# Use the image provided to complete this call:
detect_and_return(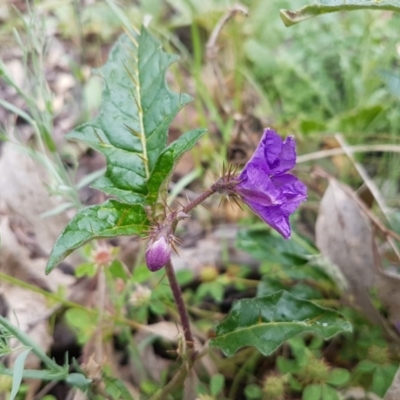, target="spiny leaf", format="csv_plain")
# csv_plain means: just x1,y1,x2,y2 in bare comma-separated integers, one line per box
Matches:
210,290,352,356
67,26,192,204
46,200,148,274
280,1,400,27
146,128,207,204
